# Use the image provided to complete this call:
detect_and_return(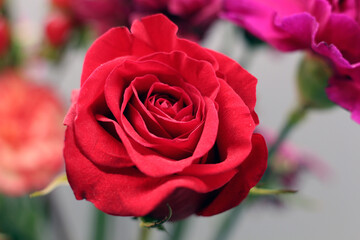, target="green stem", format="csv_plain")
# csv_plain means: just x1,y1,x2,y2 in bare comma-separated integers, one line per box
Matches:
212,105,308,240
213,205,244,240
169,220,188,240
139,227,151,240
268,105,308,160
93,209,108,240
